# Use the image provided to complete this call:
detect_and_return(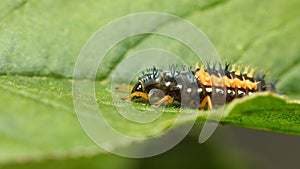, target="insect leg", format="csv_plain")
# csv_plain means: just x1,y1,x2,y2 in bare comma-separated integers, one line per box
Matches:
154,95,173,106
122,92,149,100
199,95,212,110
